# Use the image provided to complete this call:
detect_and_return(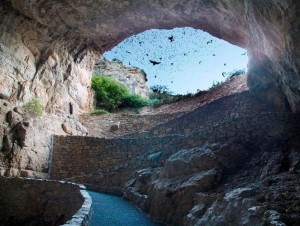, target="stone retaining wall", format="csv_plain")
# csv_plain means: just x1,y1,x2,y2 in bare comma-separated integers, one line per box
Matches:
127,91,276,137
50,111,300,194
0,177,91,226
80,112,181,138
